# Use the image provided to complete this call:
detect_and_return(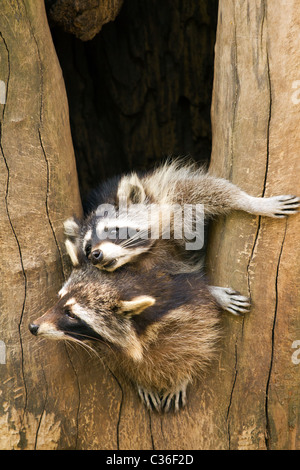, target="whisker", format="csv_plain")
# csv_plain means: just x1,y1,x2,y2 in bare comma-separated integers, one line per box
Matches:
119,229,151,247
64,338,80,356
64,335,102,360
60,330,117,358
